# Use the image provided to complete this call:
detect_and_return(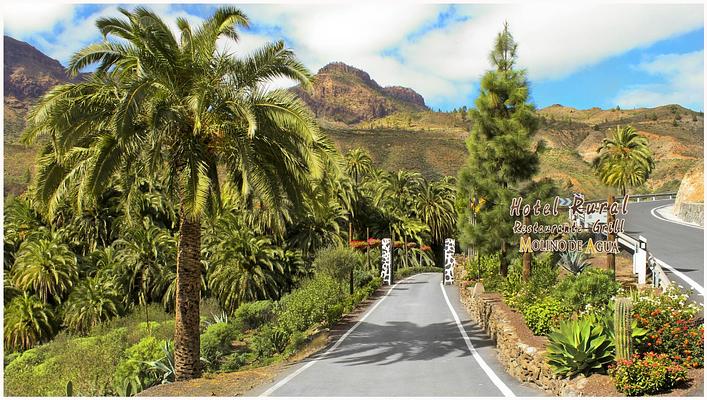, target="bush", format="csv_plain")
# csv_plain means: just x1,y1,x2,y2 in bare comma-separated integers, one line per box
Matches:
464,253,504,291
631,286,704,367
4,328,126,396
284,330,308,357
113,336,164,392
611,352,688,395
312,246,362,284
353,269,374,288
522,297,571,336
503,255,558,310
200,322,240,369
220,352,249,372
553,268,619,313
277,275,346,333
234,300,275,330
546,316,615,377
251,324,290,358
